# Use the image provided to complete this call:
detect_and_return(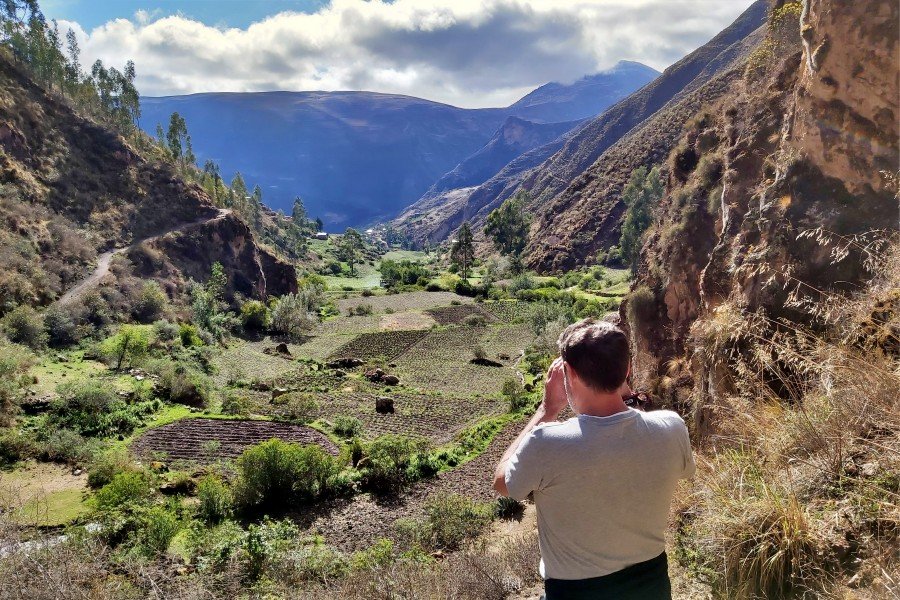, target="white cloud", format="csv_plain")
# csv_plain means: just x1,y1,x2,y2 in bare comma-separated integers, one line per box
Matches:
62,0,756,107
